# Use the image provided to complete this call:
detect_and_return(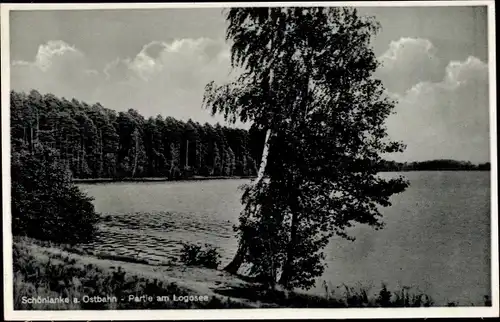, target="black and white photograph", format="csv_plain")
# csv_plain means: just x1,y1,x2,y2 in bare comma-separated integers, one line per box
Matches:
1,1,498,320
